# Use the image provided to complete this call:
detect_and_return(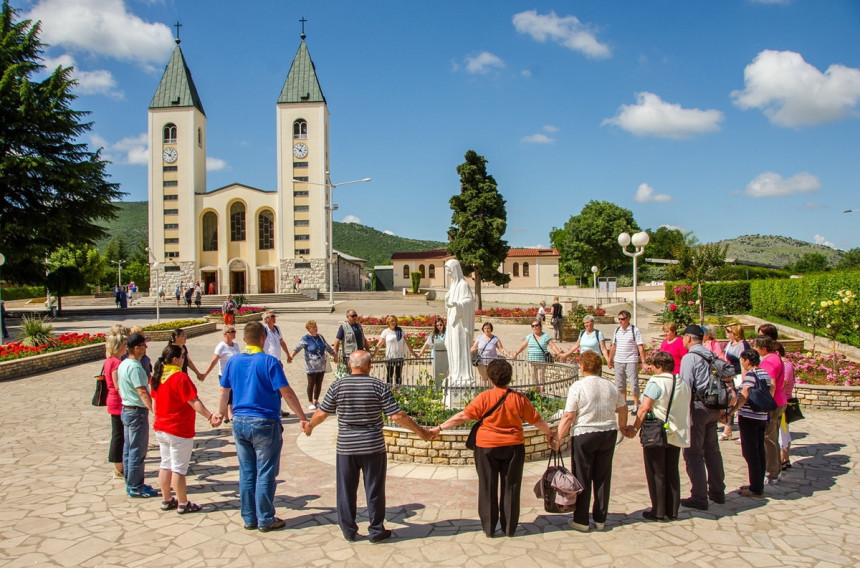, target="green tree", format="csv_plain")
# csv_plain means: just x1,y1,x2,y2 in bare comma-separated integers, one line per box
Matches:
0,2,122,284
447,150,510,309
837,248,860,270
668,243,728,324
551,200,640,279
792,252,829,274
47,244,106,288
45,265,84,315
646,226,688,260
